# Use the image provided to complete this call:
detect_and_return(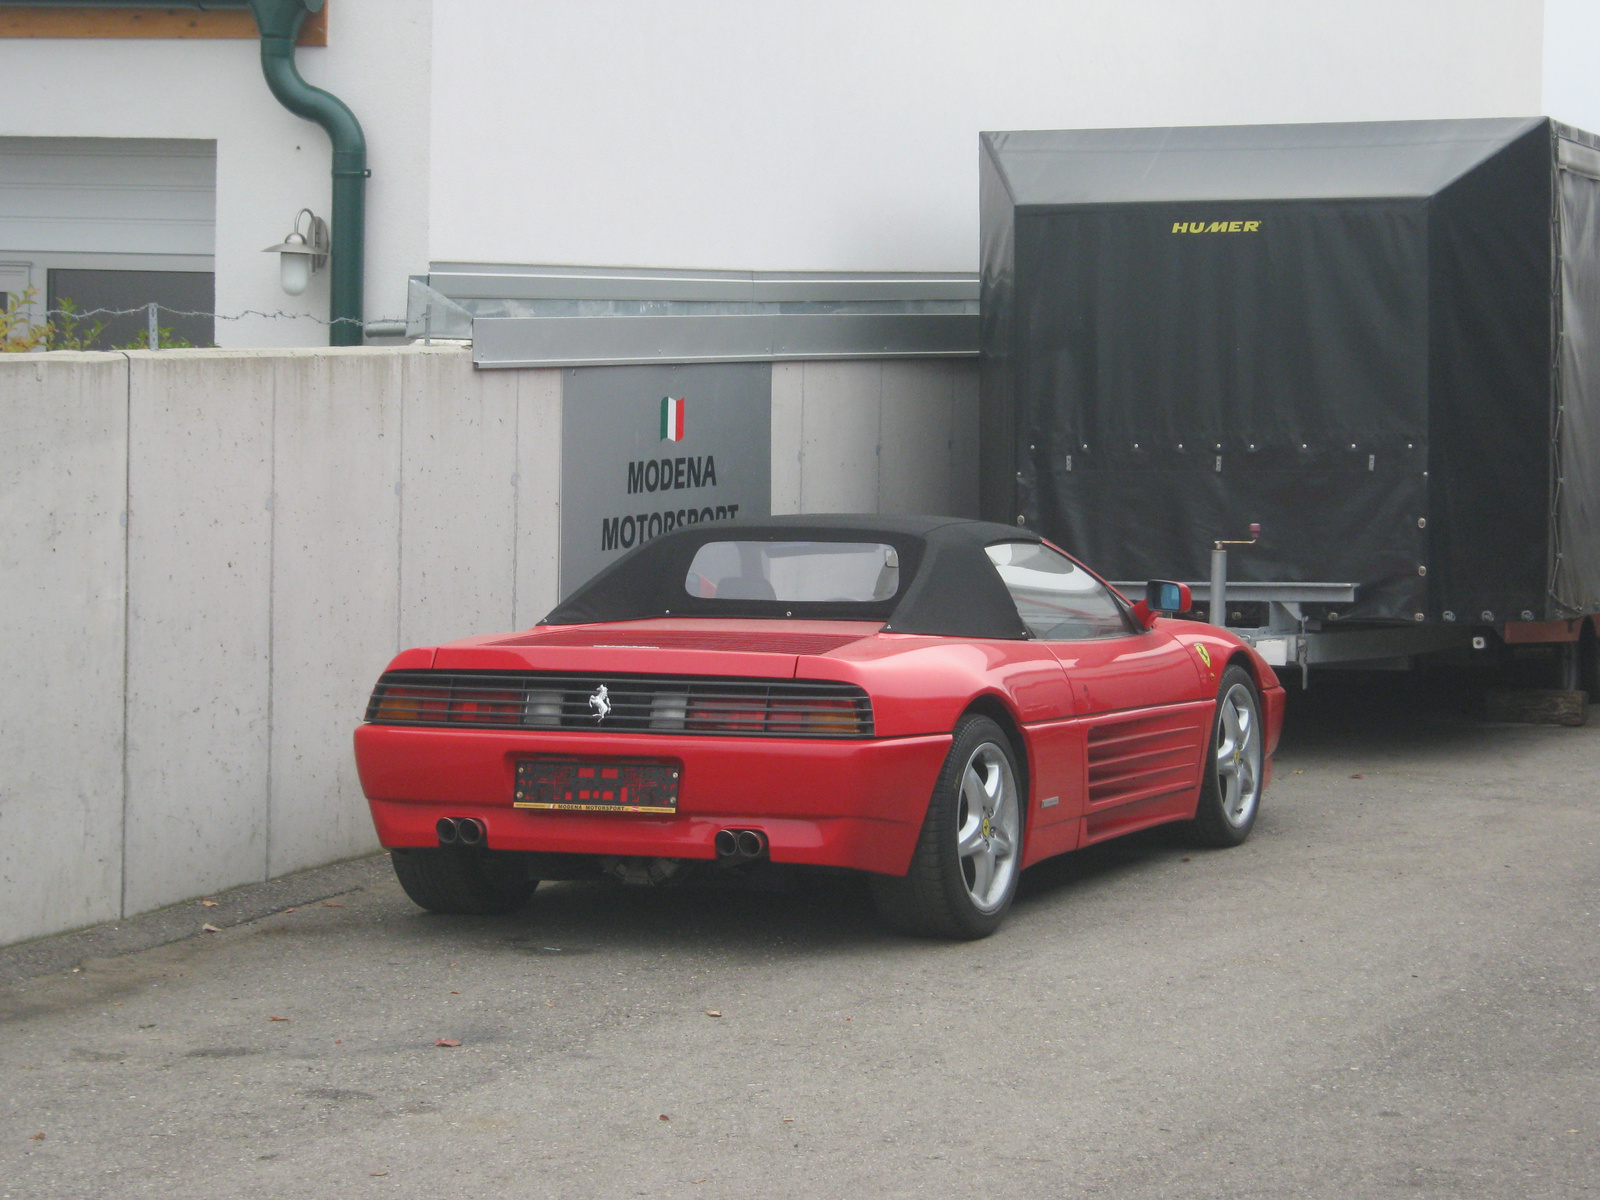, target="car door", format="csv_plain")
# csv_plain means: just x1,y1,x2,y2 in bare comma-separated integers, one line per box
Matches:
985,541,1213,846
